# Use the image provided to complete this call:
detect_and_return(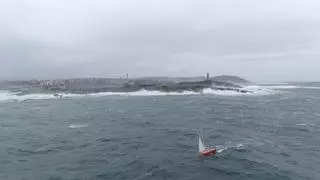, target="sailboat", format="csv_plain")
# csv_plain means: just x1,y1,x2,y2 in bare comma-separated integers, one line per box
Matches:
198,127,217,156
